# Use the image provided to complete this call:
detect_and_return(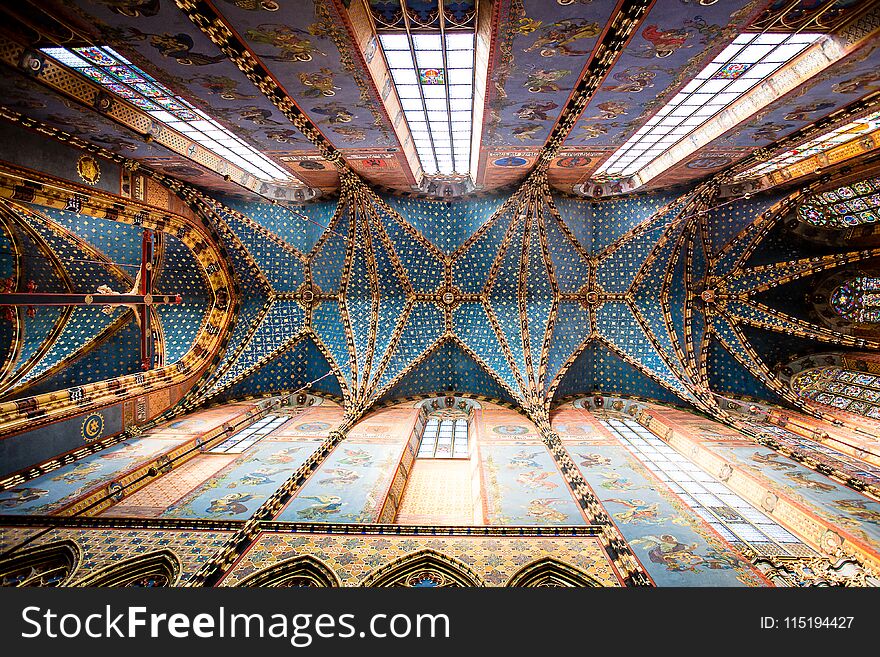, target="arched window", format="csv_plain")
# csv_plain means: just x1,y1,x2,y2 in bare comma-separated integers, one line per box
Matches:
798,177,880,228
417,408,470,459
506,558,601,588
72,550,180,587
830,277,880,323
0,541,79,587
236,556,340,588
791,367,880,420
360,550,483,587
